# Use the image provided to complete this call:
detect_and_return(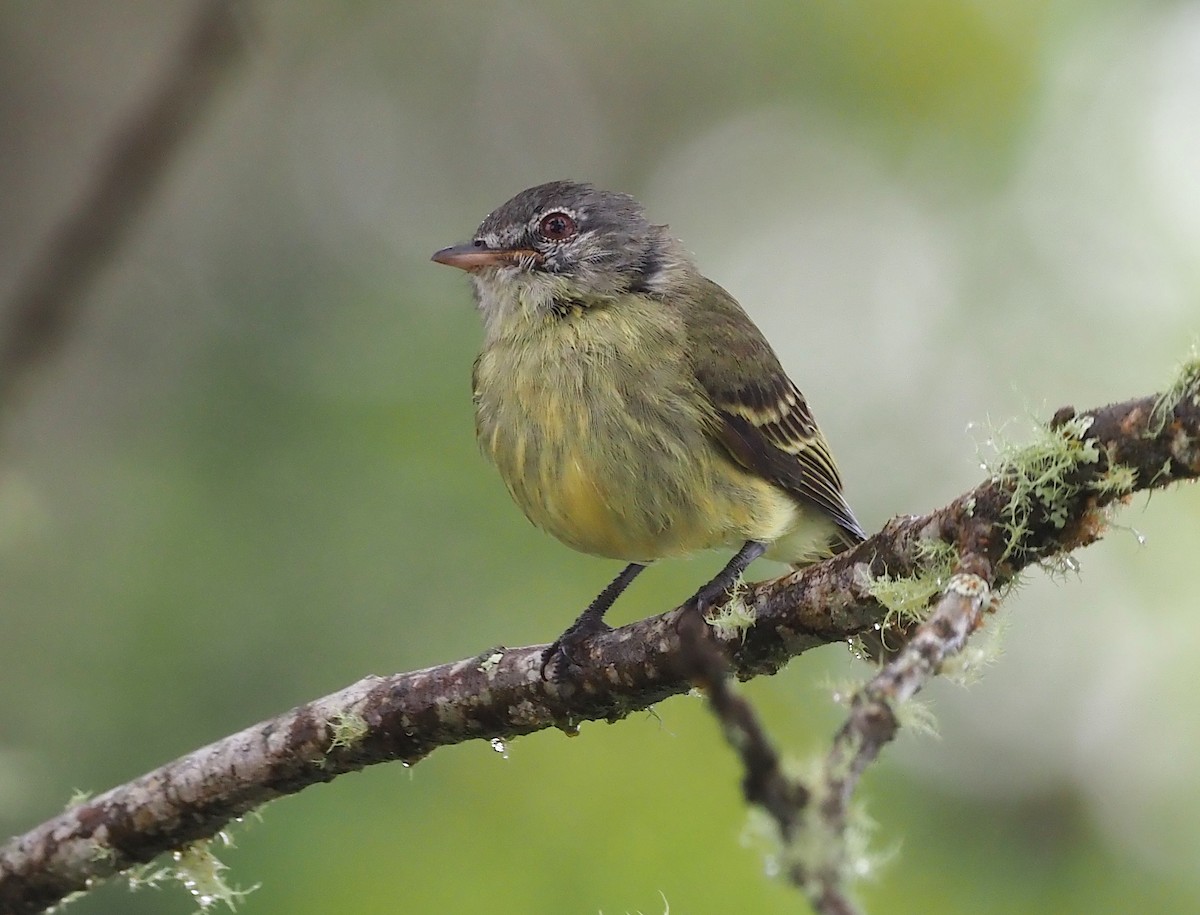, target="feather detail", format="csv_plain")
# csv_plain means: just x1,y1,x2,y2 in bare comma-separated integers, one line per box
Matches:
711,382,865,547
680,279,867,548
